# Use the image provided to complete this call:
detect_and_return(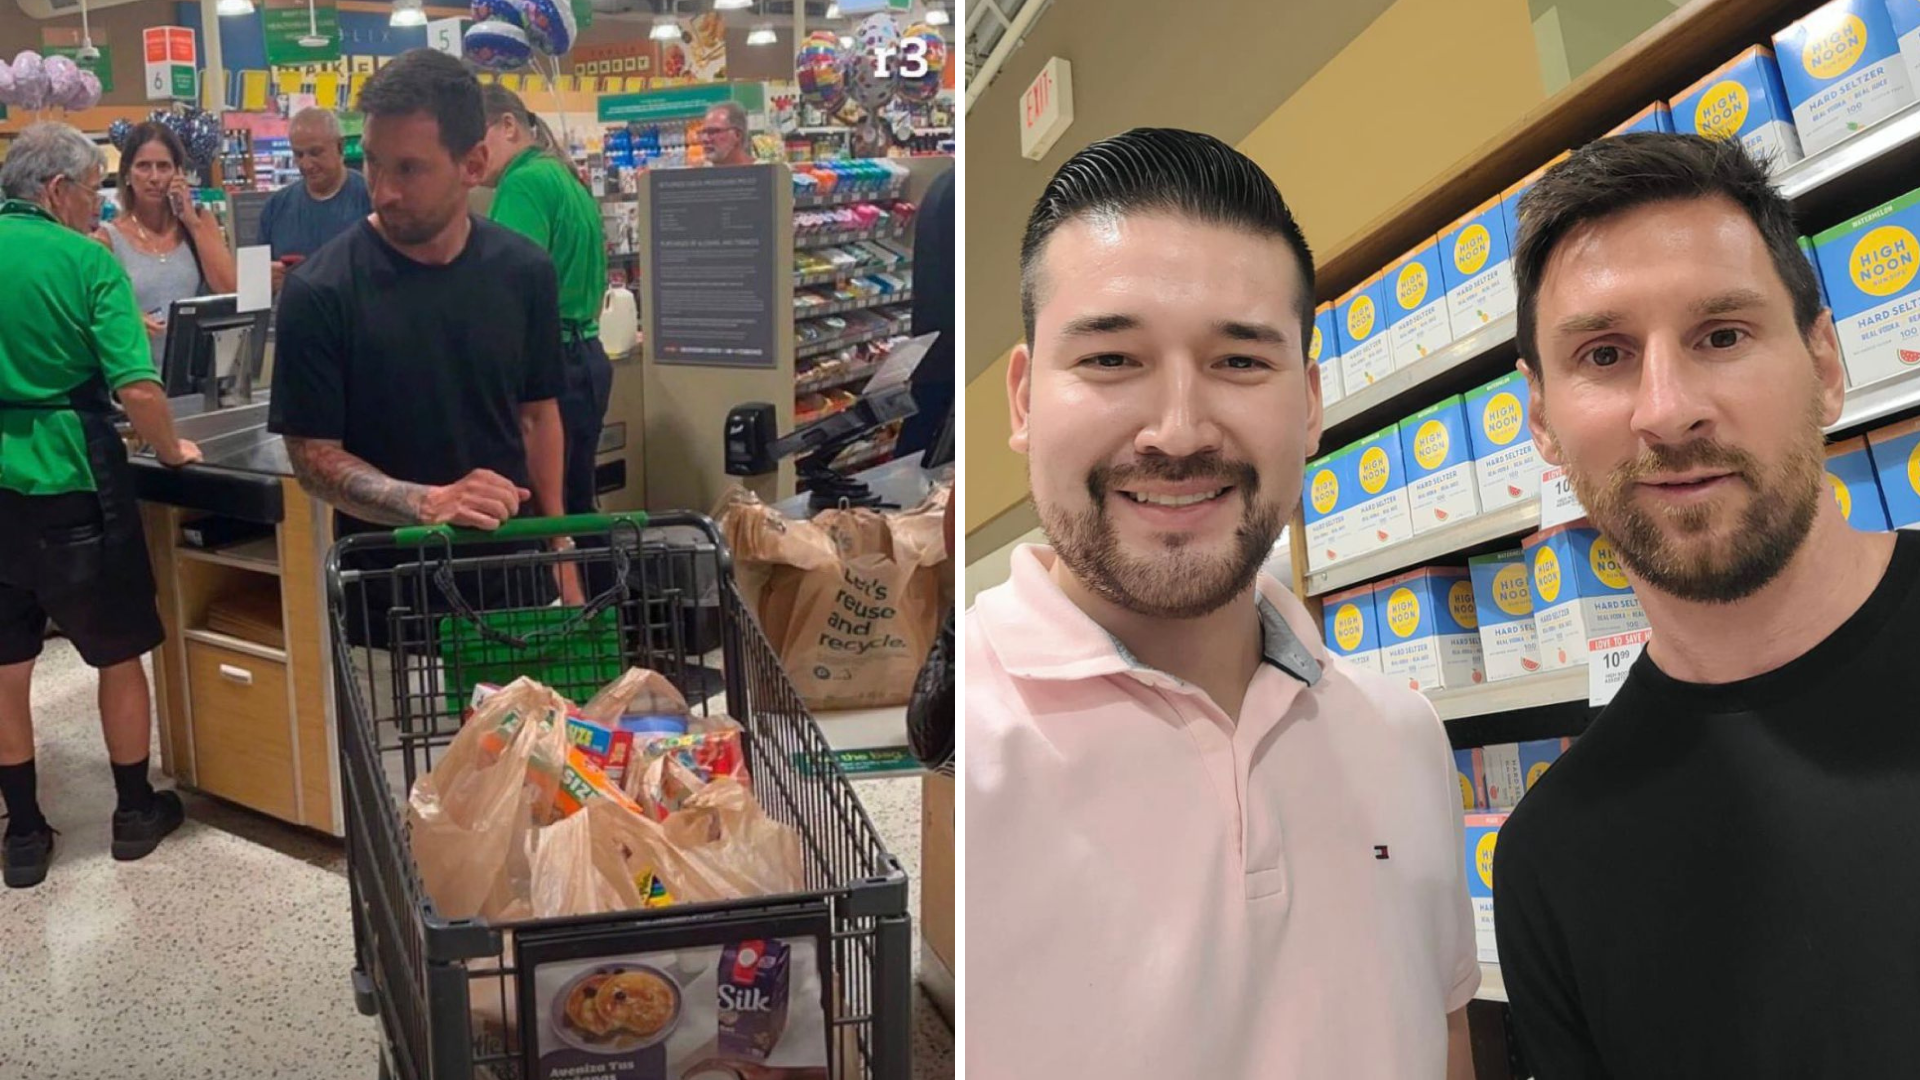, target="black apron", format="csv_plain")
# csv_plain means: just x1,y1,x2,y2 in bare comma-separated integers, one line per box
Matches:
0,375,150,588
